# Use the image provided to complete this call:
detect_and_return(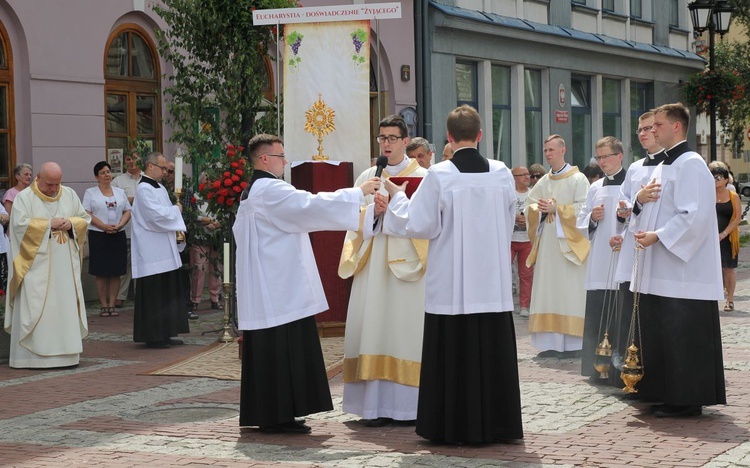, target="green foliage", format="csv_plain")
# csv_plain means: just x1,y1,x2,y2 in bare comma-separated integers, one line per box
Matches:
153,0,297,163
